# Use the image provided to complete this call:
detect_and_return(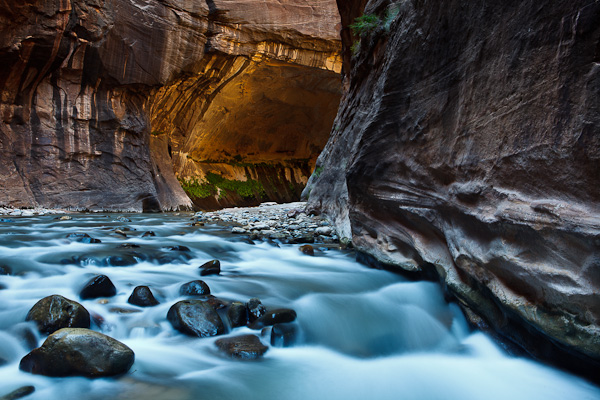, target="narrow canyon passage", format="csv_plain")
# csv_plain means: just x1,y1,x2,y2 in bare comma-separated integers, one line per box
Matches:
0,0,342,211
